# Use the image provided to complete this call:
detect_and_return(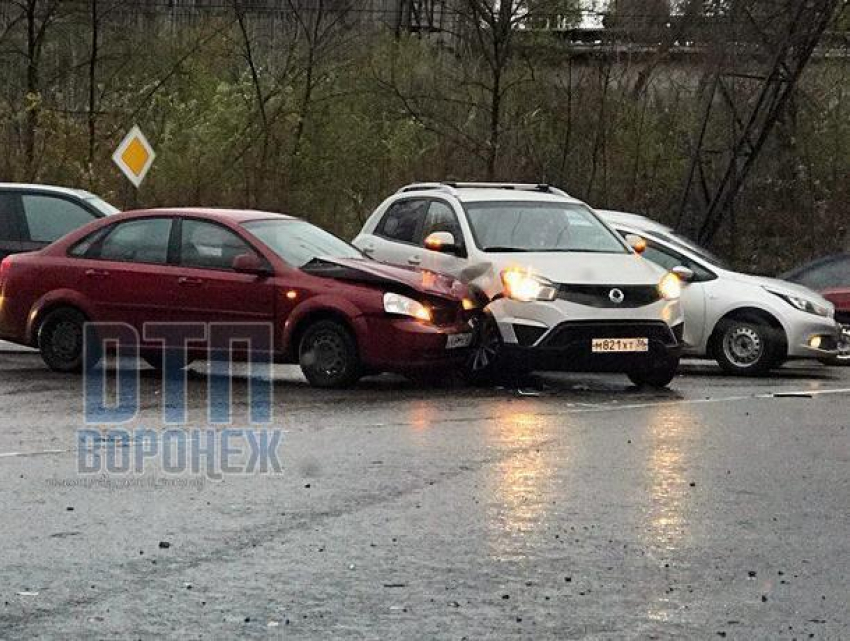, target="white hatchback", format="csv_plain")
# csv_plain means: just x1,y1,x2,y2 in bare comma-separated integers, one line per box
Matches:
600,210,841,374
354,183,685,387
